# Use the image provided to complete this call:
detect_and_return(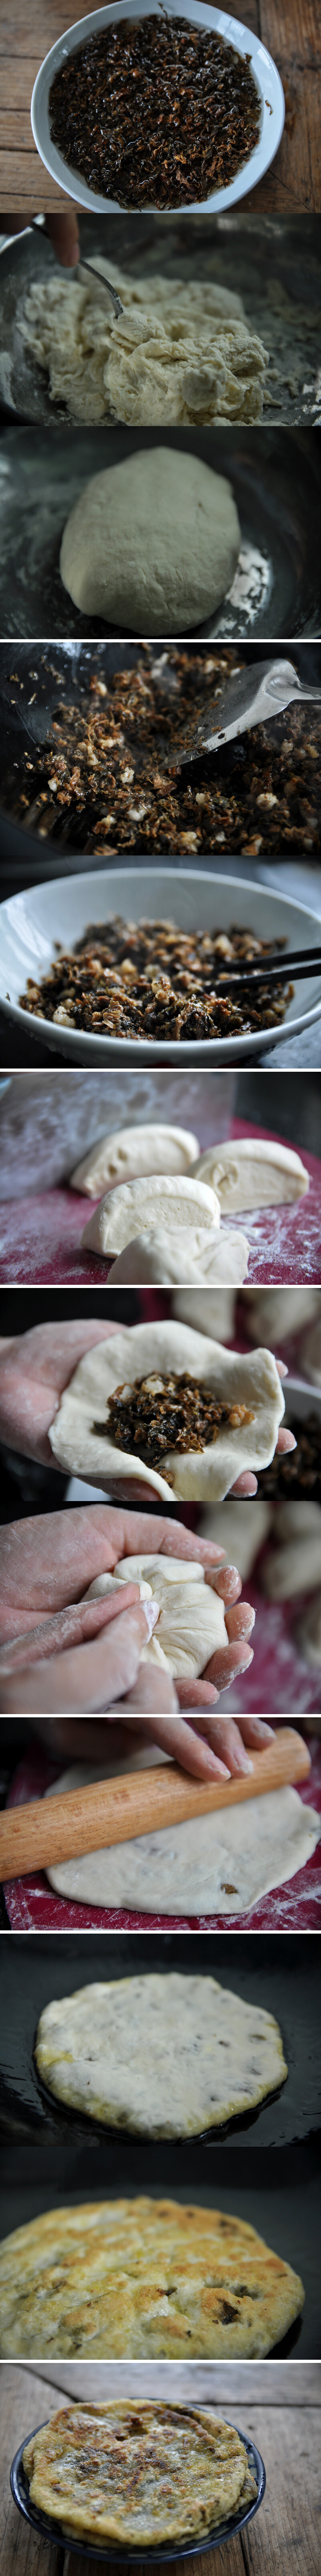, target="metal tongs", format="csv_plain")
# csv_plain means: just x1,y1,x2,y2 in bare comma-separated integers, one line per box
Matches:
177,658,321,772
